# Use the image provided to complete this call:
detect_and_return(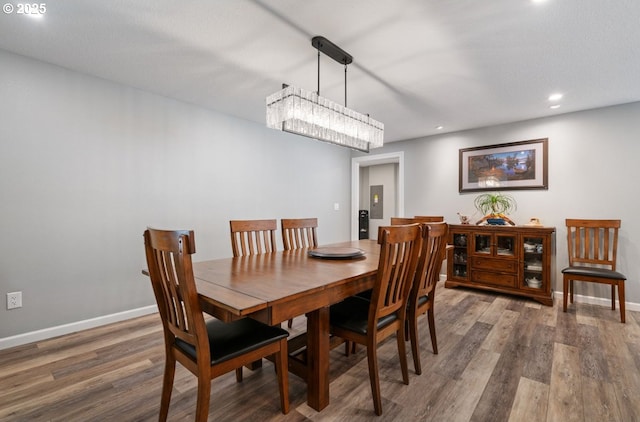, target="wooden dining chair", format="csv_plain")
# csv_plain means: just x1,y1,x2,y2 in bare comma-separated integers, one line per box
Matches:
414,215,445,222
390,216,443,227
362,217,419,296
562,219,627,322
390,217,417,225
407,222,448,374
144,228,290,421
374,217,420,240
329,223,423,416
281,218,318,250
229,219,277,257
281,218,318,328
